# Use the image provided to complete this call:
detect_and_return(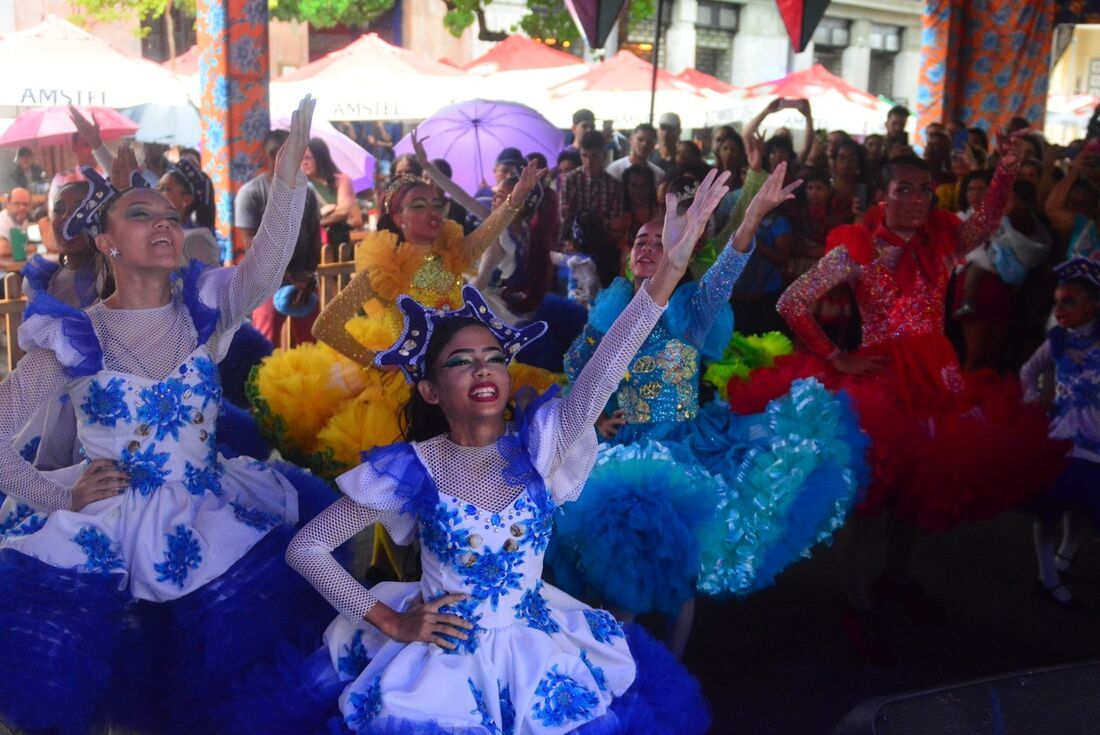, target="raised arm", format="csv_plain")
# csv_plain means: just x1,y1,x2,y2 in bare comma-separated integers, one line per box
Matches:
553,169,734,452
411,129,488,218
714,133,767,246
960,155,1017,254
1045,152,1088,241
460,160,545,266
202,96,314,338
688,162,801,344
